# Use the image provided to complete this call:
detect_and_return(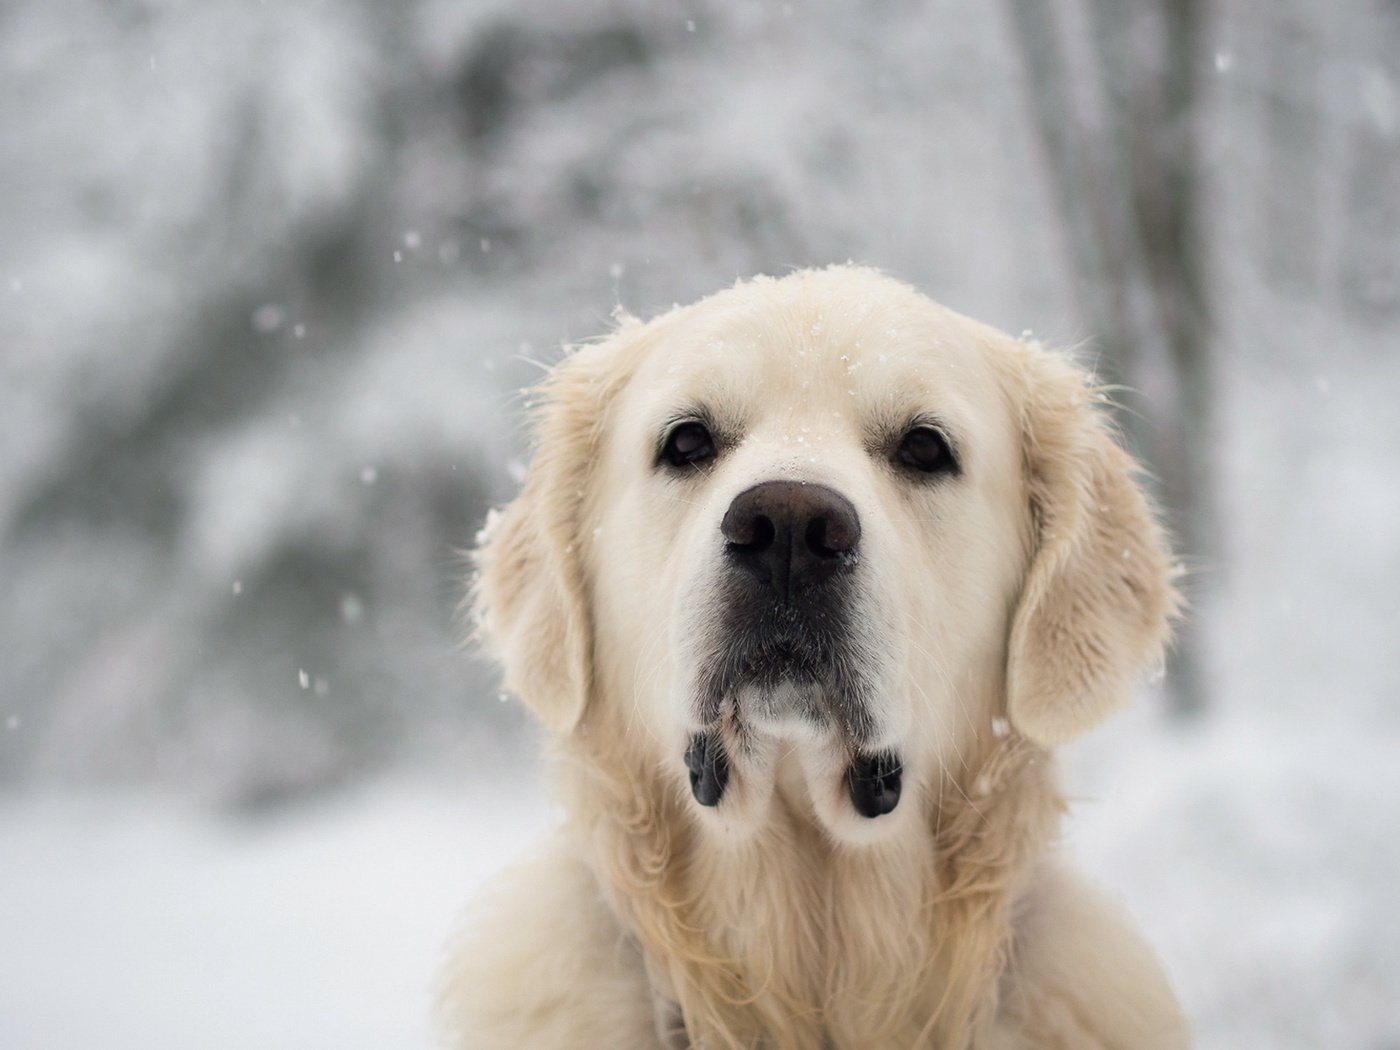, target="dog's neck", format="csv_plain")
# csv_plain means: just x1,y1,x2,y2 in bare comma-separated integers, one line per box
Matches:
560,715,1061,1050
